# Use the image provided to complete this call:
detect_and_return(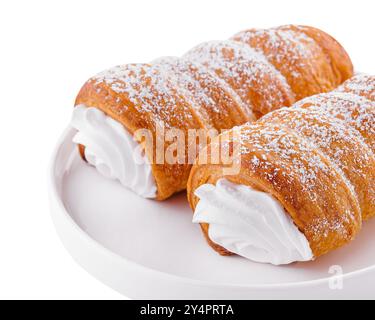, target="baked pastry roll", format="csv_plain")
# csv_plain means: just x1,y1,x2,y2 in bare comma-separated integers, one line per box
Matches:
188,74,374,265
71,25,353,200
